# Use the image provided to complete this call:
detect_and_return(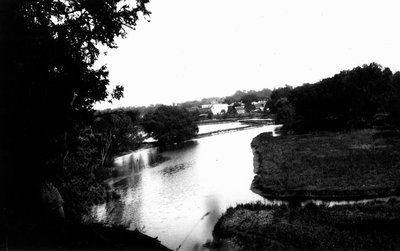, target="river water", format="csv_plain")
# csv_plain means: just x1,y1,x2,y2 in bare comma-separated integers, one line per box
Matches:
197,121,249,134
90,124,281,250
